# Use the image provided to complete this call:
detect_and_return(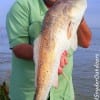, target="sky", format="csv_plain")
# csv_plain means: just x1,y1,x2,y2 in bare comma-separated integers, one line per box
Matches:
0,0,100,28
0,0,100,53
85,0,100,28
